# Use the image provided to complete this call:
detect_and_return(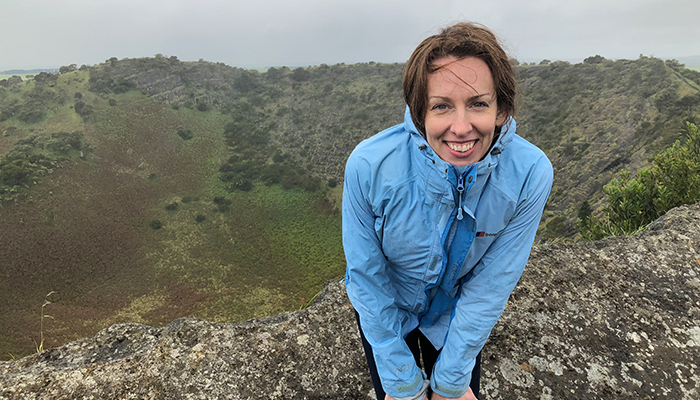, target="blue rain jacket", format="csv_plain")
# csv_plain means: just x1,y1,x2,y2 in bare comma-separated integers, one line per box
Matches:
343,108,553,398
